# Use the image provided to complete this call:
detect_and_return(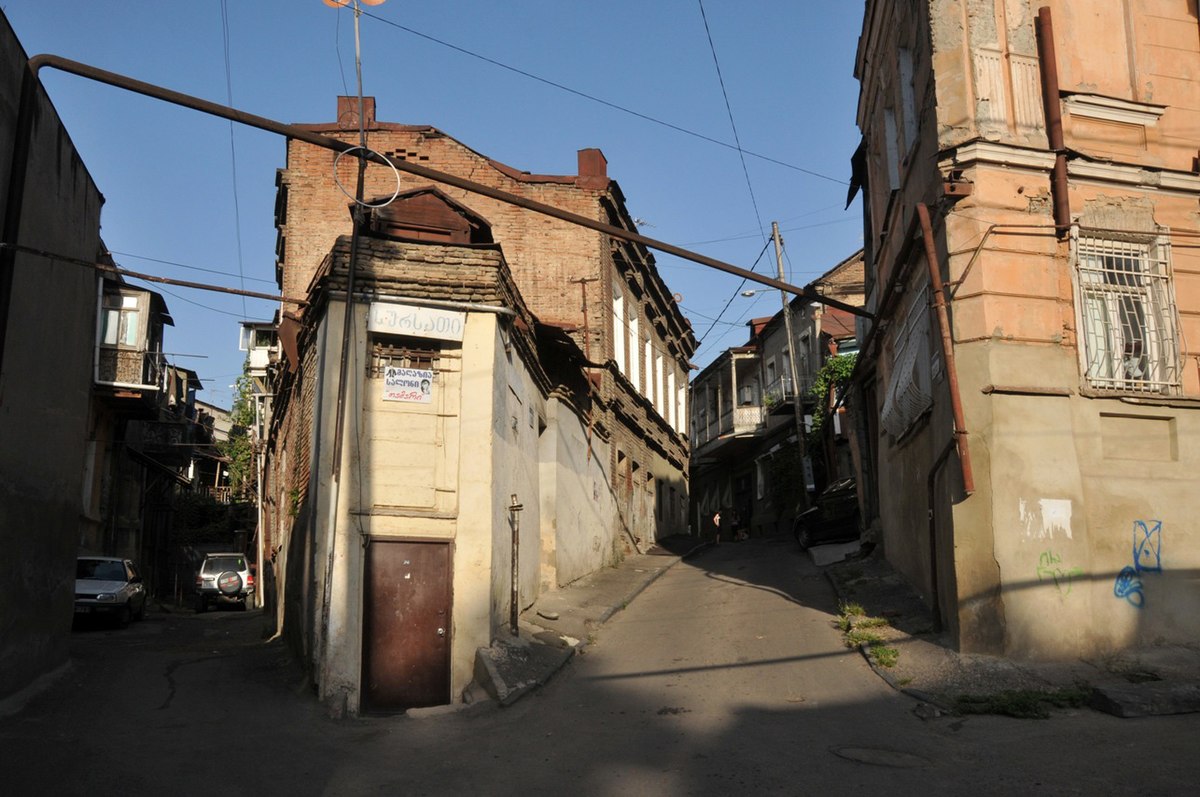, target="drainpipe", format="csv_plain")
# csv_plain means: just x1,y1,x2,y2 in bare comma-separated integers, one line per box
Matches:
916,203,975,495
509,494,524,637
1036,6,1070,237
